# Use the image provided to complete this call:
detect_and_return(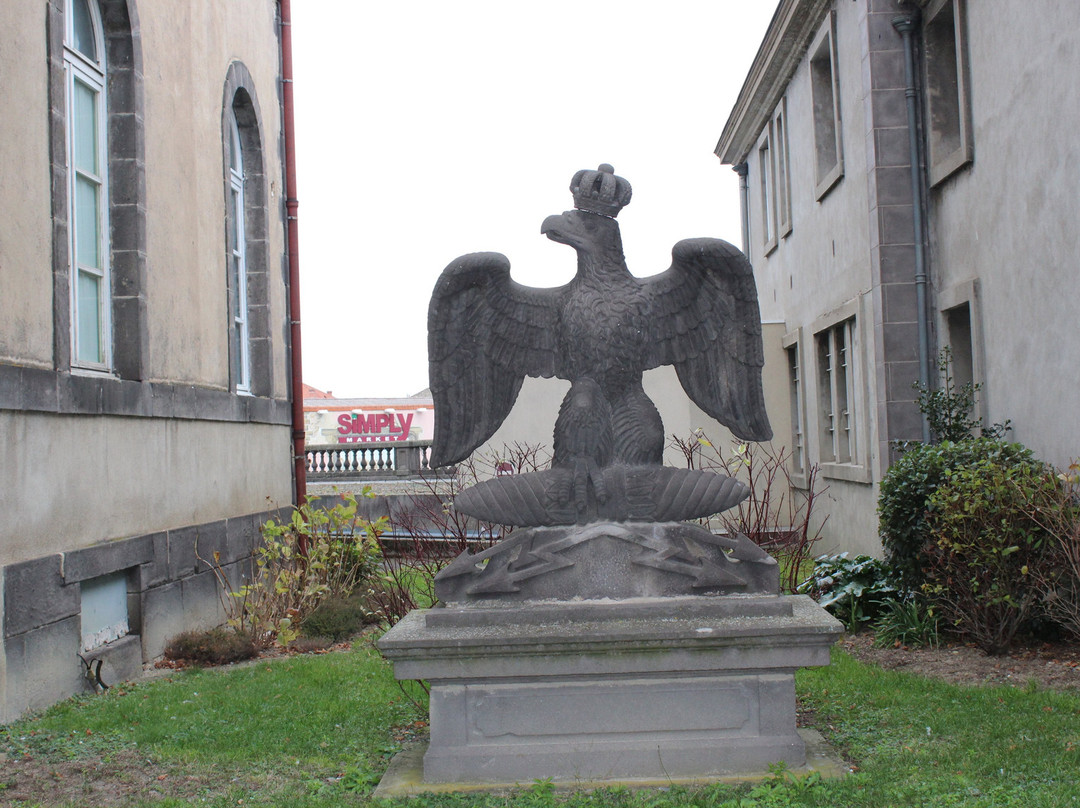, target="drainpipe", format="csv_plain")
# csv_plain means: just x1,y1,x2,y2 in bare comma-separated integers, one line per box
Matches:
279,0,307,506
893,12,932,443
734,162,750,256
